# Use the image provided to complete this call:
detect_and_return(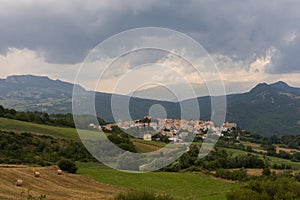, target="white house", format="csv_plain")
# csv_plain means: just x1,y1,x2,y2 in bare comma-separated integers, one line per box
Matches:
143,133,152,141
